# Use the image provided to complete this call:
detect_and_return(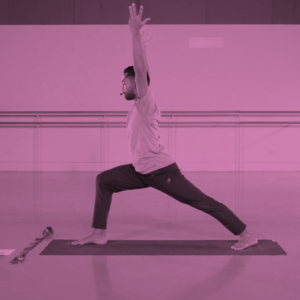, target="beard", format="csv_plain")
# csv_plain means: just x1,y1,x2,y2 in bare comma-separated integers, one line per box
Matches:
125,91,136,101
